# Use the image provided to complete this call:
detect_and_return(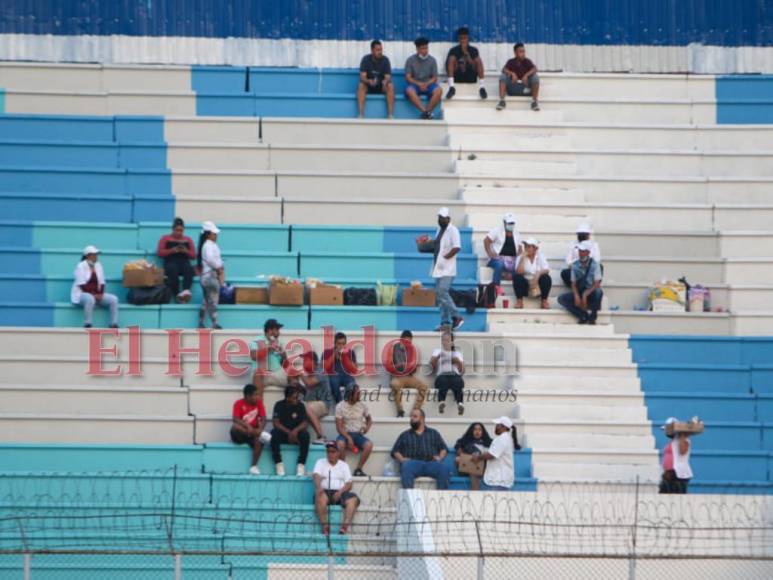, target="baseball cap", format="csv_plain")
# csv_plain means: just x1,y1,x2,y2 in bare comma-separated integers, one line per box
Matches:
263,318,283,332
523,237,540,247
494,416,514,429
577,240,593,252
202,220,221,234
576,223,593,234
83,245,100,255
438,207,450,218
503,213,516,224
325,441,339,450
